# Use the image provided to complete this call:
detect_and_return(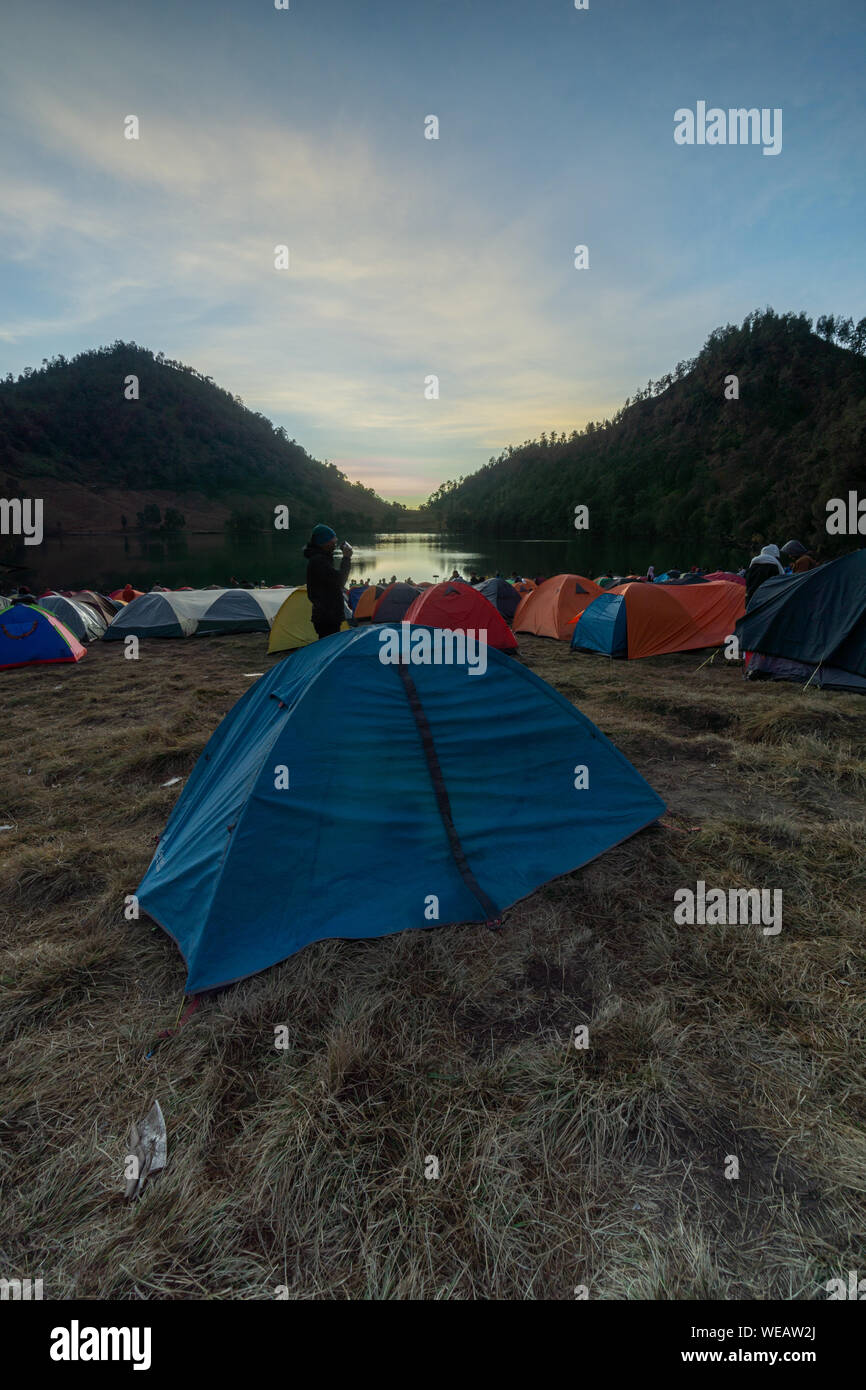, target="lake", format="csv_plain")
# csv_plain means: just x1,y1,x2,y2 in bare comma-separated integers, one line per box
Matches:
2,530,746,593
